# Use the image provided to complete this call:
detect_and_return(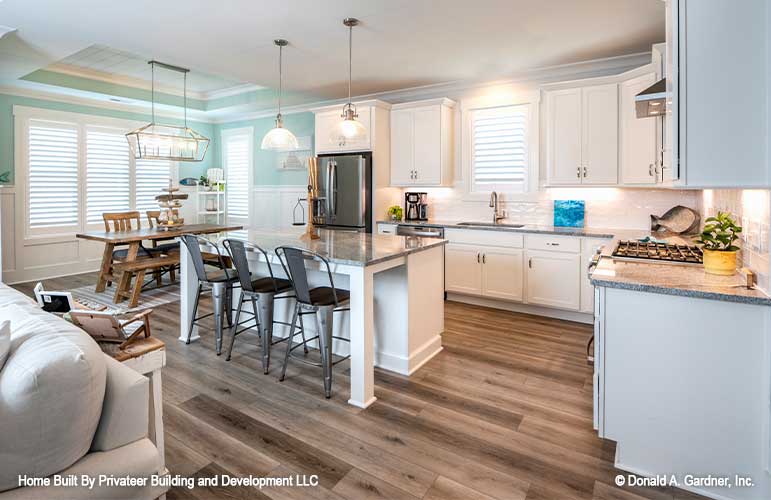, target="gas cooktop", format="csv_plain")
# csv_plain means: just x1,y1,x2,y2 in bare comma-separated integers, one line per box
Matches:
612,240,703,265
